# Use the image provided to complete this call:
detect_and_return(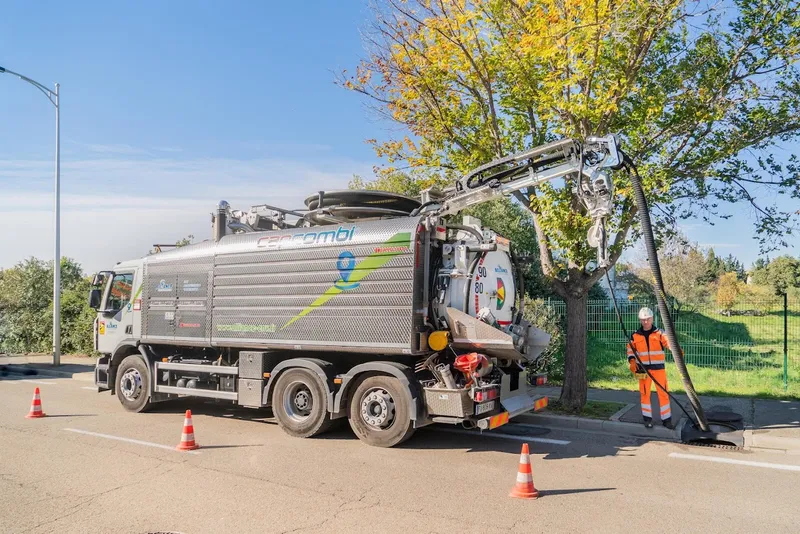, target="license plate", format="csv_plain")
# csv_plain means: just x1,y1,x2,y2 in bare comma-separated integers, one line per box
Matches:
475,400,496,415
